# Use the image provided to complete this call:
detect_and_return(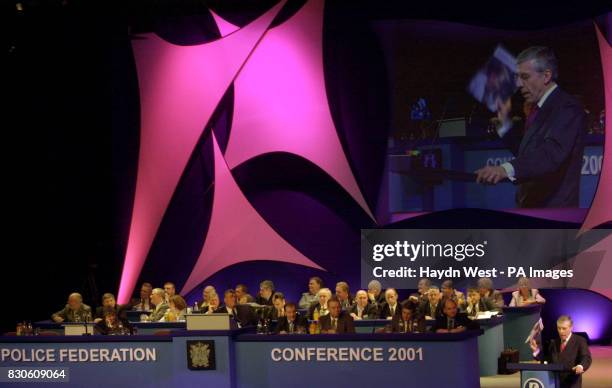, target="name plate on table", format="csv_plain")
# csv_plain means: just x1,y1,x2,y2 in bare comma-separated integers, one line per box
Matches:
63,323,96,336
186,314,231,330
